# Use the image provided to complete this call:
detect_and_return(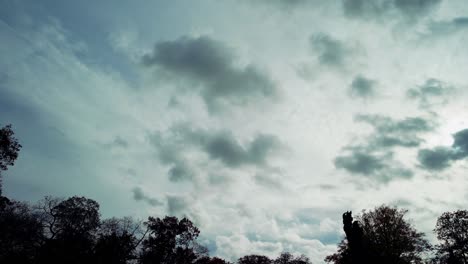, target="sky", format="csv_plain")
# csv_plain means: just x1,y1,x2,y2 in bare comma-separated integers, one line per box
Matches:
2,0,468,262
